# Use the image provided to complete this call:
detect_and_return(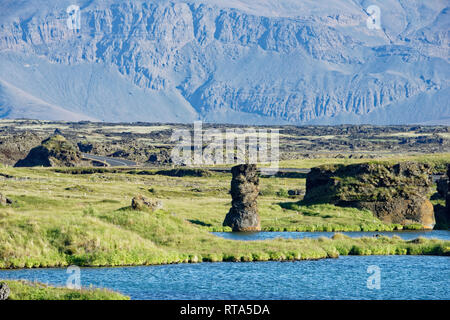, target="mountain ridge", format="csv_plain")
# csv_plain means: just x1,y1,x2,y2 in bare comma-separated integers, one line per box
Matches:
0,0,448,124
